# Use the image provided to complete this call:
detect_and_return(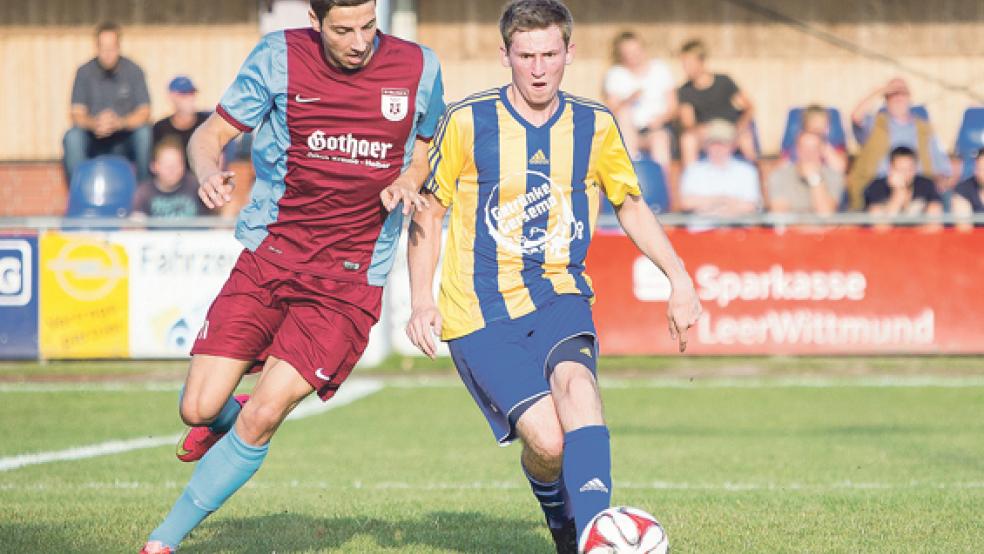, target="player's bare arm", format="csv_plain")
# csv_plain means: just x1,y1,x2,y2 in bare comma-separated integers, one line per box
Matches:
380,138,430,215
187,113,242,209
405,195,447,358
615,194,702,351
